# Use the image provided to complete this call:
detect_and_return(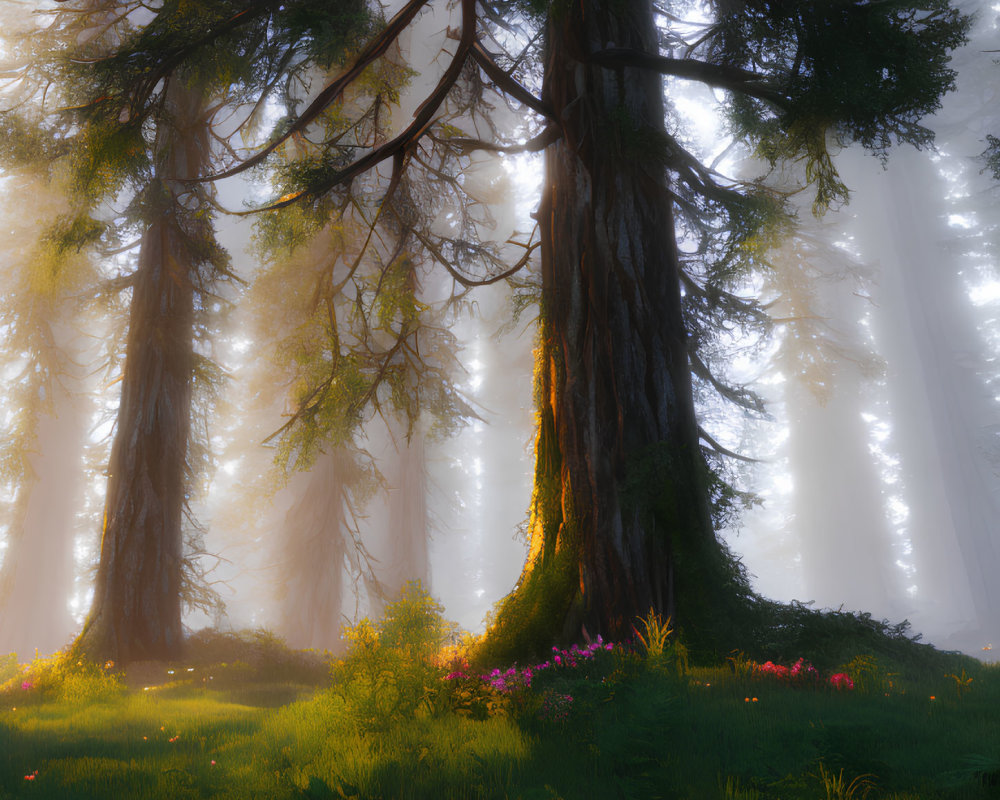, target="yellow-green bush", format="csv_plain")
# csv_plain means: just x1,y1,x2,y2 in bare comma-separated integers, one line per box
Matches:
330,581,459,730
